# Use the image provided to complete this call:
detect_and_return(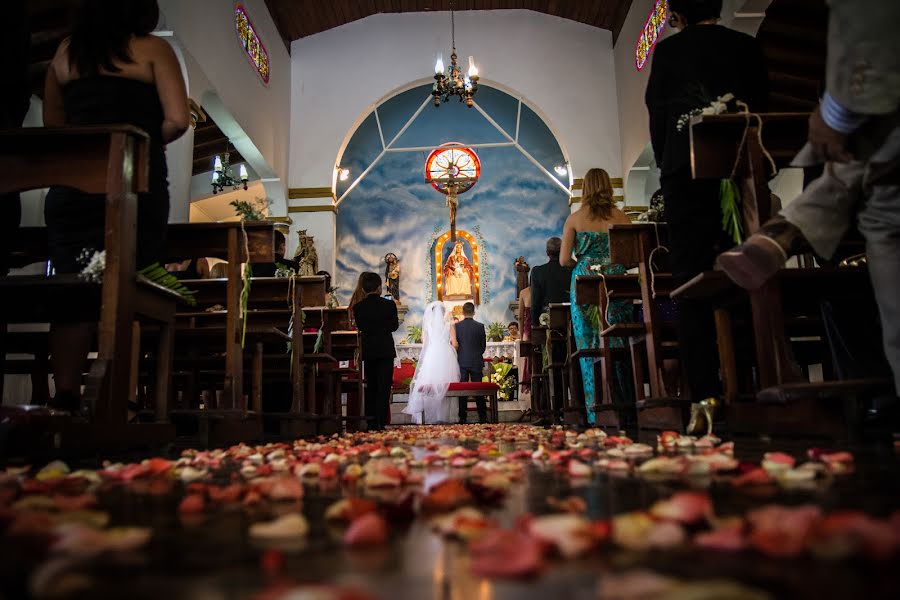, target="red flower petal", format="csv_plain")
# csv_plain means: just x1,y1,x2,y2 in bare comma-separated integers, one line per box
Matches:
469,530,543,579
343,512,388,547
